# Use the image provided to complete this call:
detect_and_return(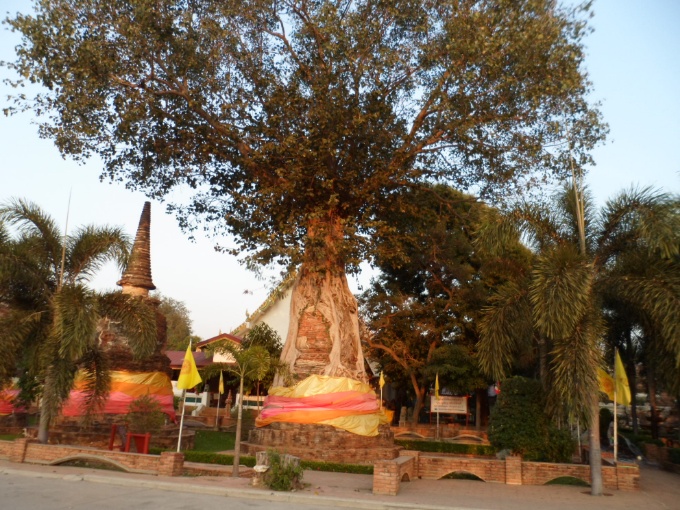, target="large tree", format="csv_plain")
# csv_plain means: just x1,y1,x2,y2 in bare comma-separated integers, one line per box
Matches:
361,183,525,423
4,0,606,383
154,293,196,350
0,199,158,443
